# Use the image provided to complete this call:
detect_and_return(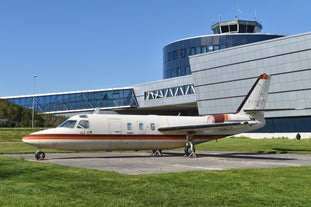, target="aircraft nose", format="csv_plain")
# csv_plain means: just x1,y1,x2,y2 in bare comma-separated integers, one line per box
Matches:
22,134,39,146
22,134,32,143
